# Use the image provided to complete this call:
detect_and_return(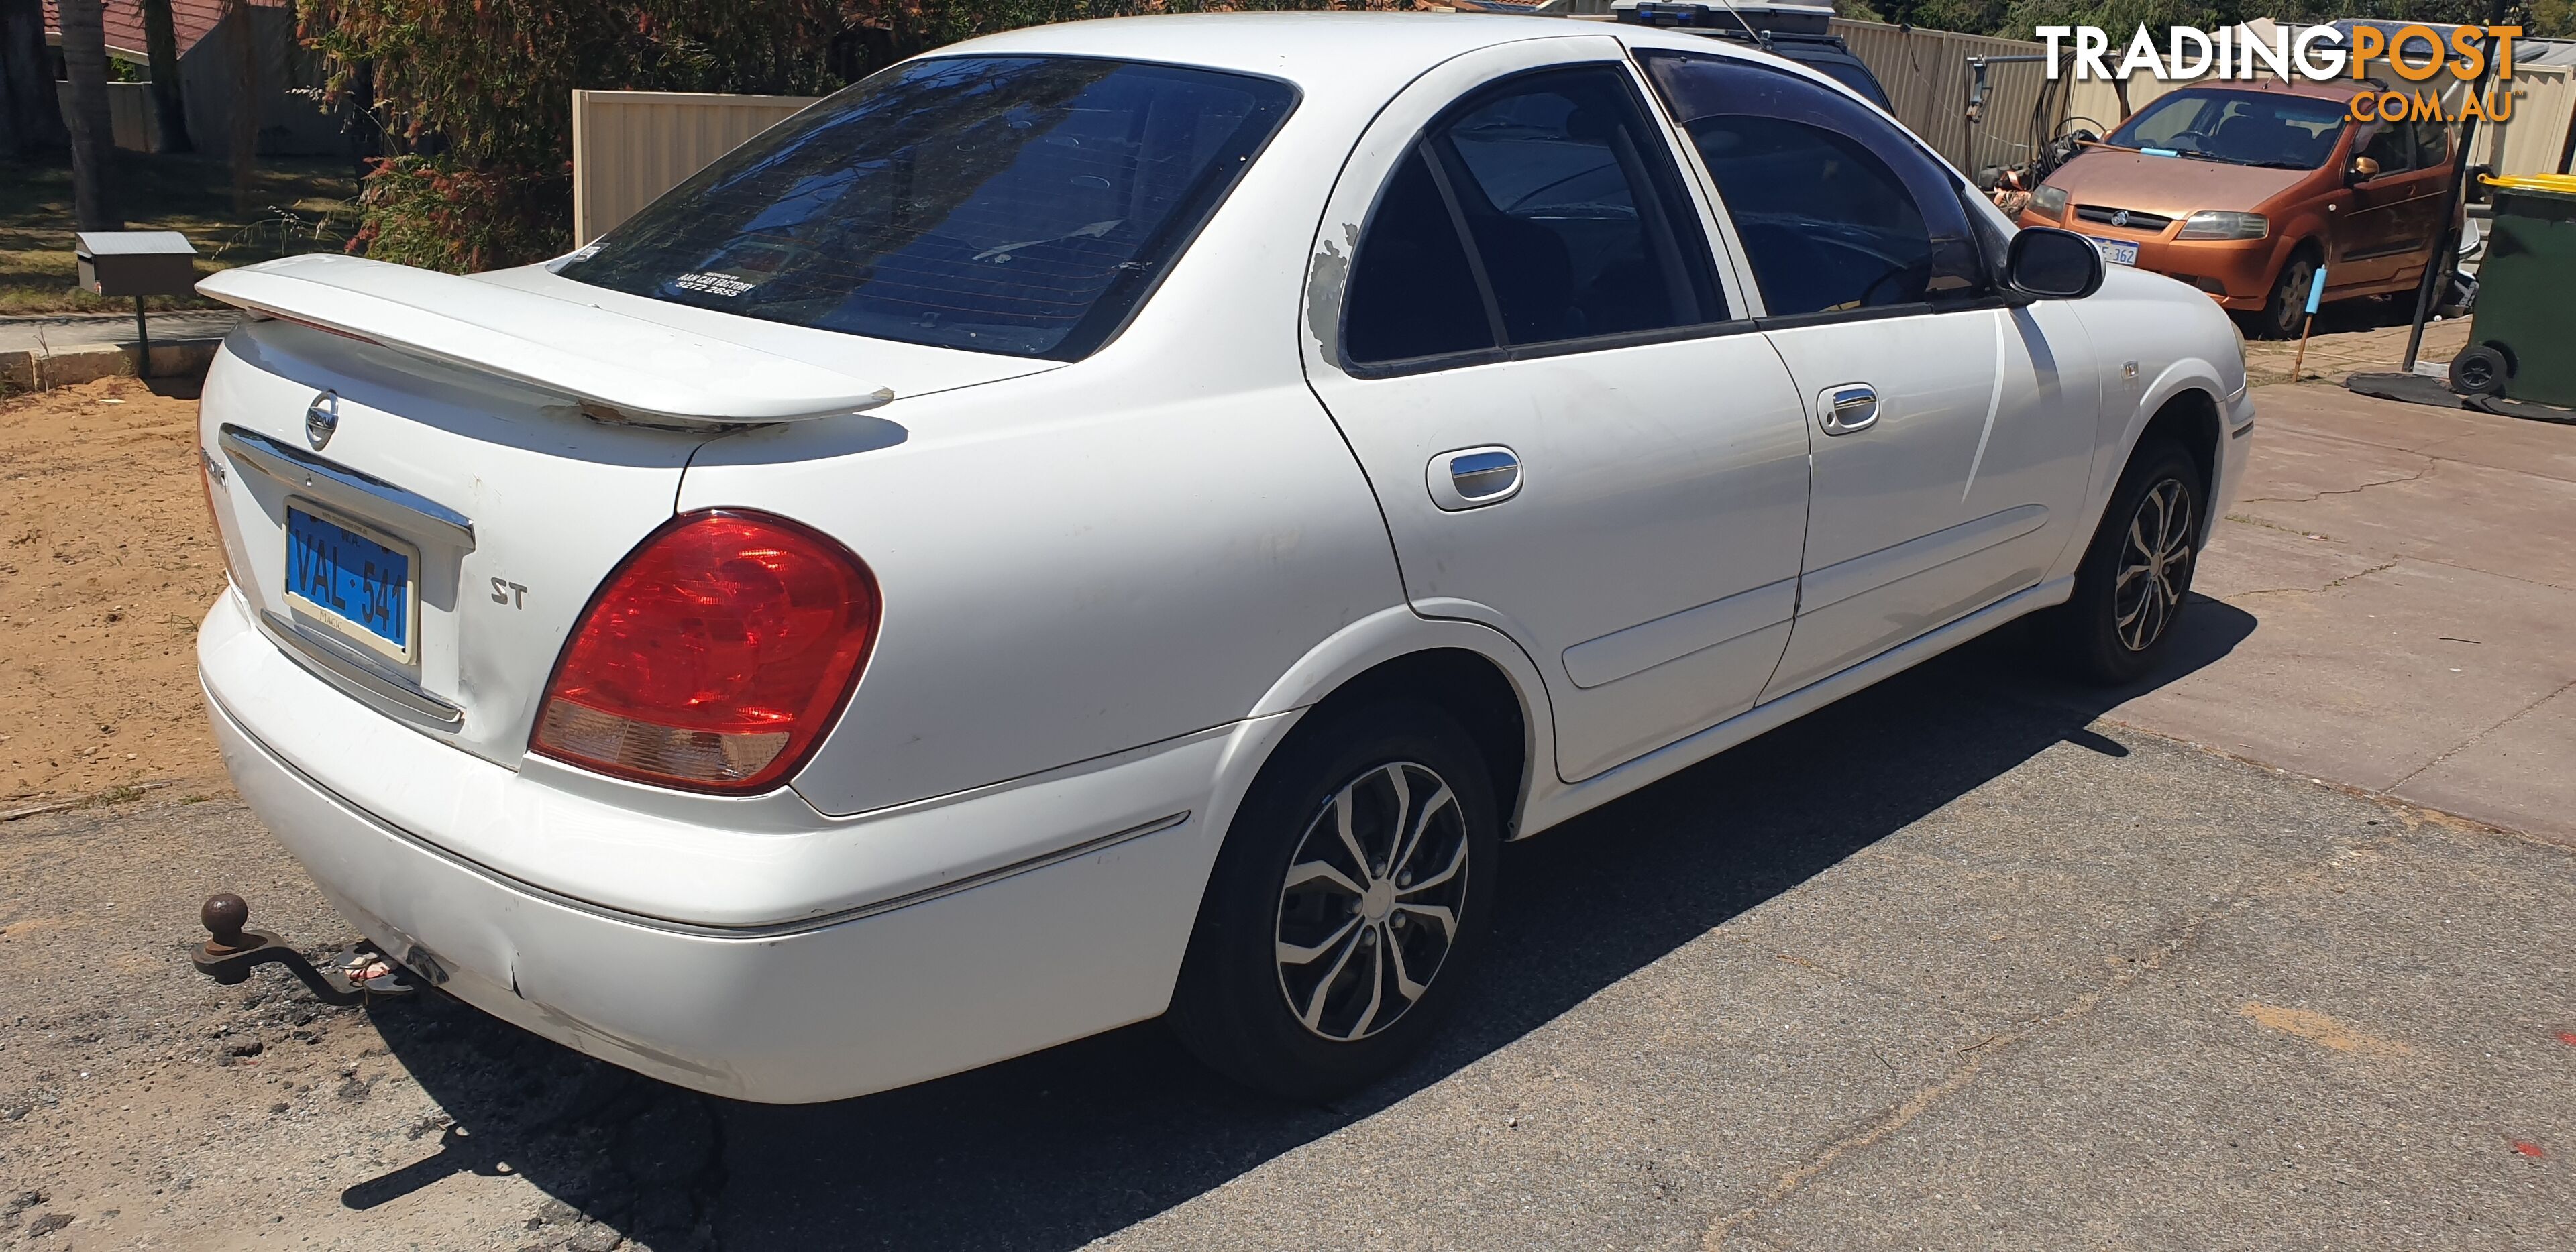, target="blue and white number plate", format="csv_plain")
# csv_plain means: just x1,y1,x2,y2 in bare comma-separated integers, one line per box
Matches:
2088,237,2140,266
284,504,417,664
